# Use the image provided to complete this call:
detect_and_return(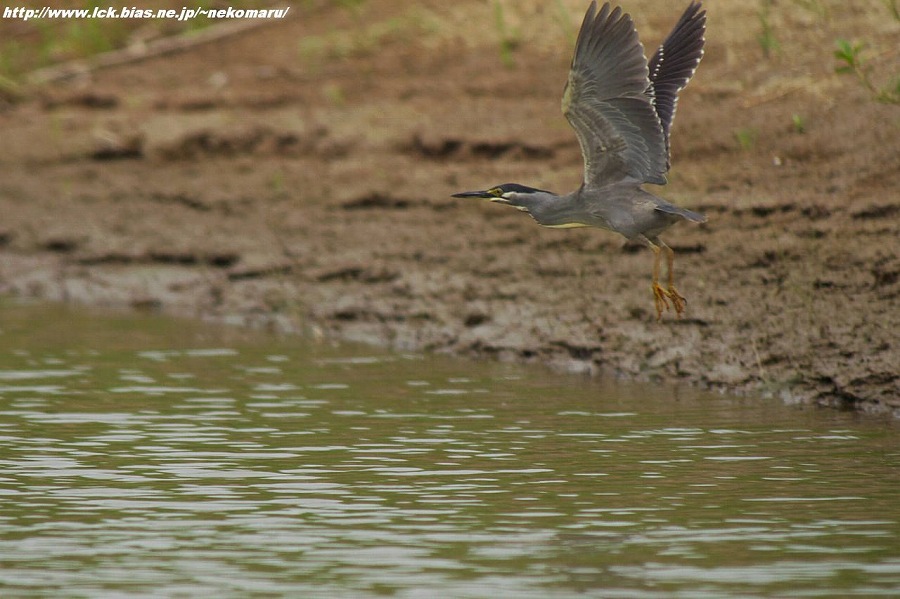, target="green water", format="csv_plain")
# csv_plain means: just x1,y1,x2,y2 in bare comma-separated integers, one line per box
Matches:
0,301,898,598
